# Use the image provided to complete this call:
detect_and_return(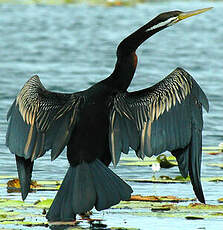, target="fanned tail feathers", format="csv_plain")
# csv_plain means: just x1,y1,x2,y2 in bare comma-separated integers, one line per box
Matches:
46,159,133,221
